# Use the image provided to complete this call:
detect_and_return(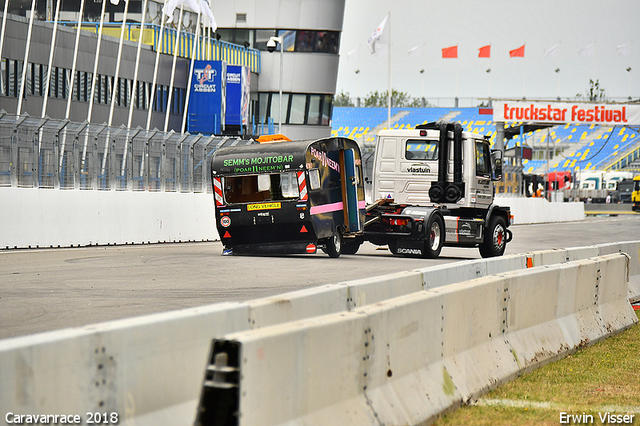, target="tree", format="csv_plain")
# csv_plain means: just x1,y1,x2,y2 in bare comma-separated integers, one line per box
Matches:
363,89,417,108
333,91,354,107
576,79,606,102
